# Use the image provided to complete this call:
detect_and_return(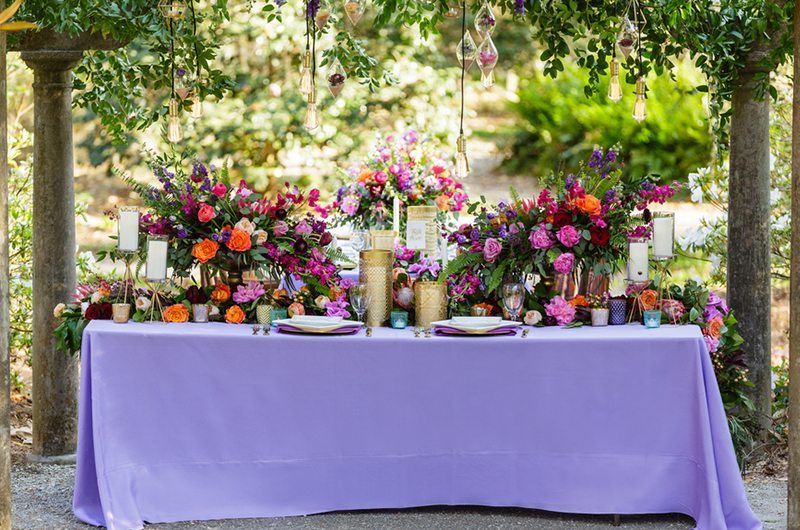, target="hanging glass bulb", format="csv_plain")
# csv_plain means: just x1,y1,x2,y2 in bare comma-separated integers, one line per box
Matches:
315,0,332,30
607,58,623,102
167,98,183,143
343,0,366,25
327,58,347,99
632,77,647,122
175,68,192,101
617,16,637,60
444,2,459,17
710,0,721,11
474,2,496,39
477,36,498,89
454,135,470,178
158,1,186,20
304,90,320,130
299,51,313,96
456,31,478,70
190,93,204,119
